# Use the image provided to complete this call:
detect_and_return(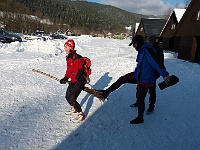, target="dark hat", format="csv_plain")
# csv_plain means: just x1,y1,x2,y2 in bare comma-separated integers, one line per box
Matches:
158,75,179,90
129,35,144,50
147,34,157,44
129,35,144,46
